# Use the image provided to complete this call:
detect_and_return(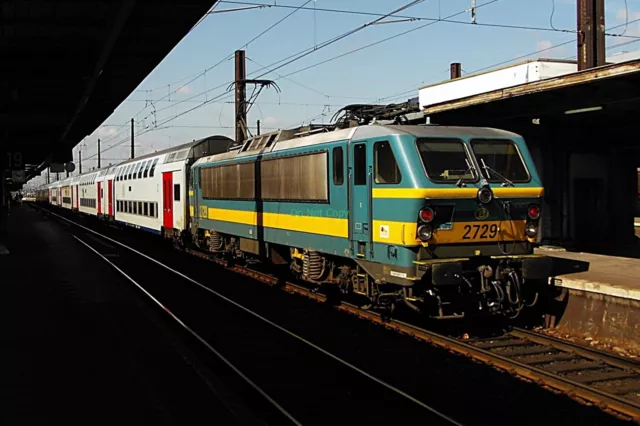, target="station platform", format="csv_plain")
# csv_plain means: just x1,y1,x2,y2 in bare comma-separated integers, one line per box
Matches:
535,246,640,354
0,205,241,425
535,247,640,301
